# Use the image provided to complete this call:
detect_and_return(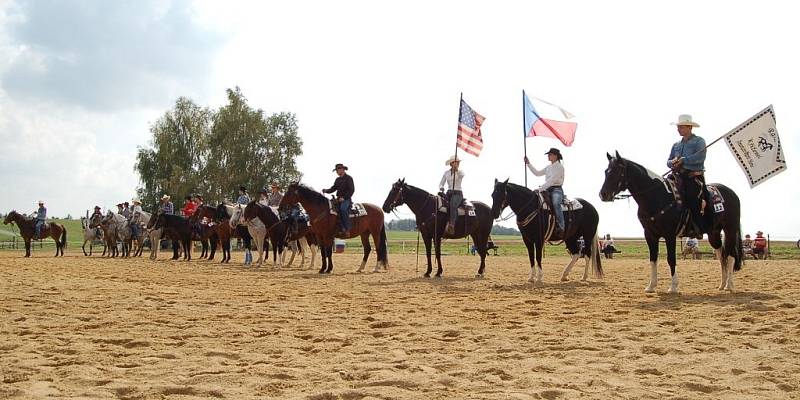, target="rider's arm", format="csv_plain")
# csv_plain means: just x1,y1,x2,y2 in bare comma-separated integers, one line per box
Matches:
526,162,545,176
